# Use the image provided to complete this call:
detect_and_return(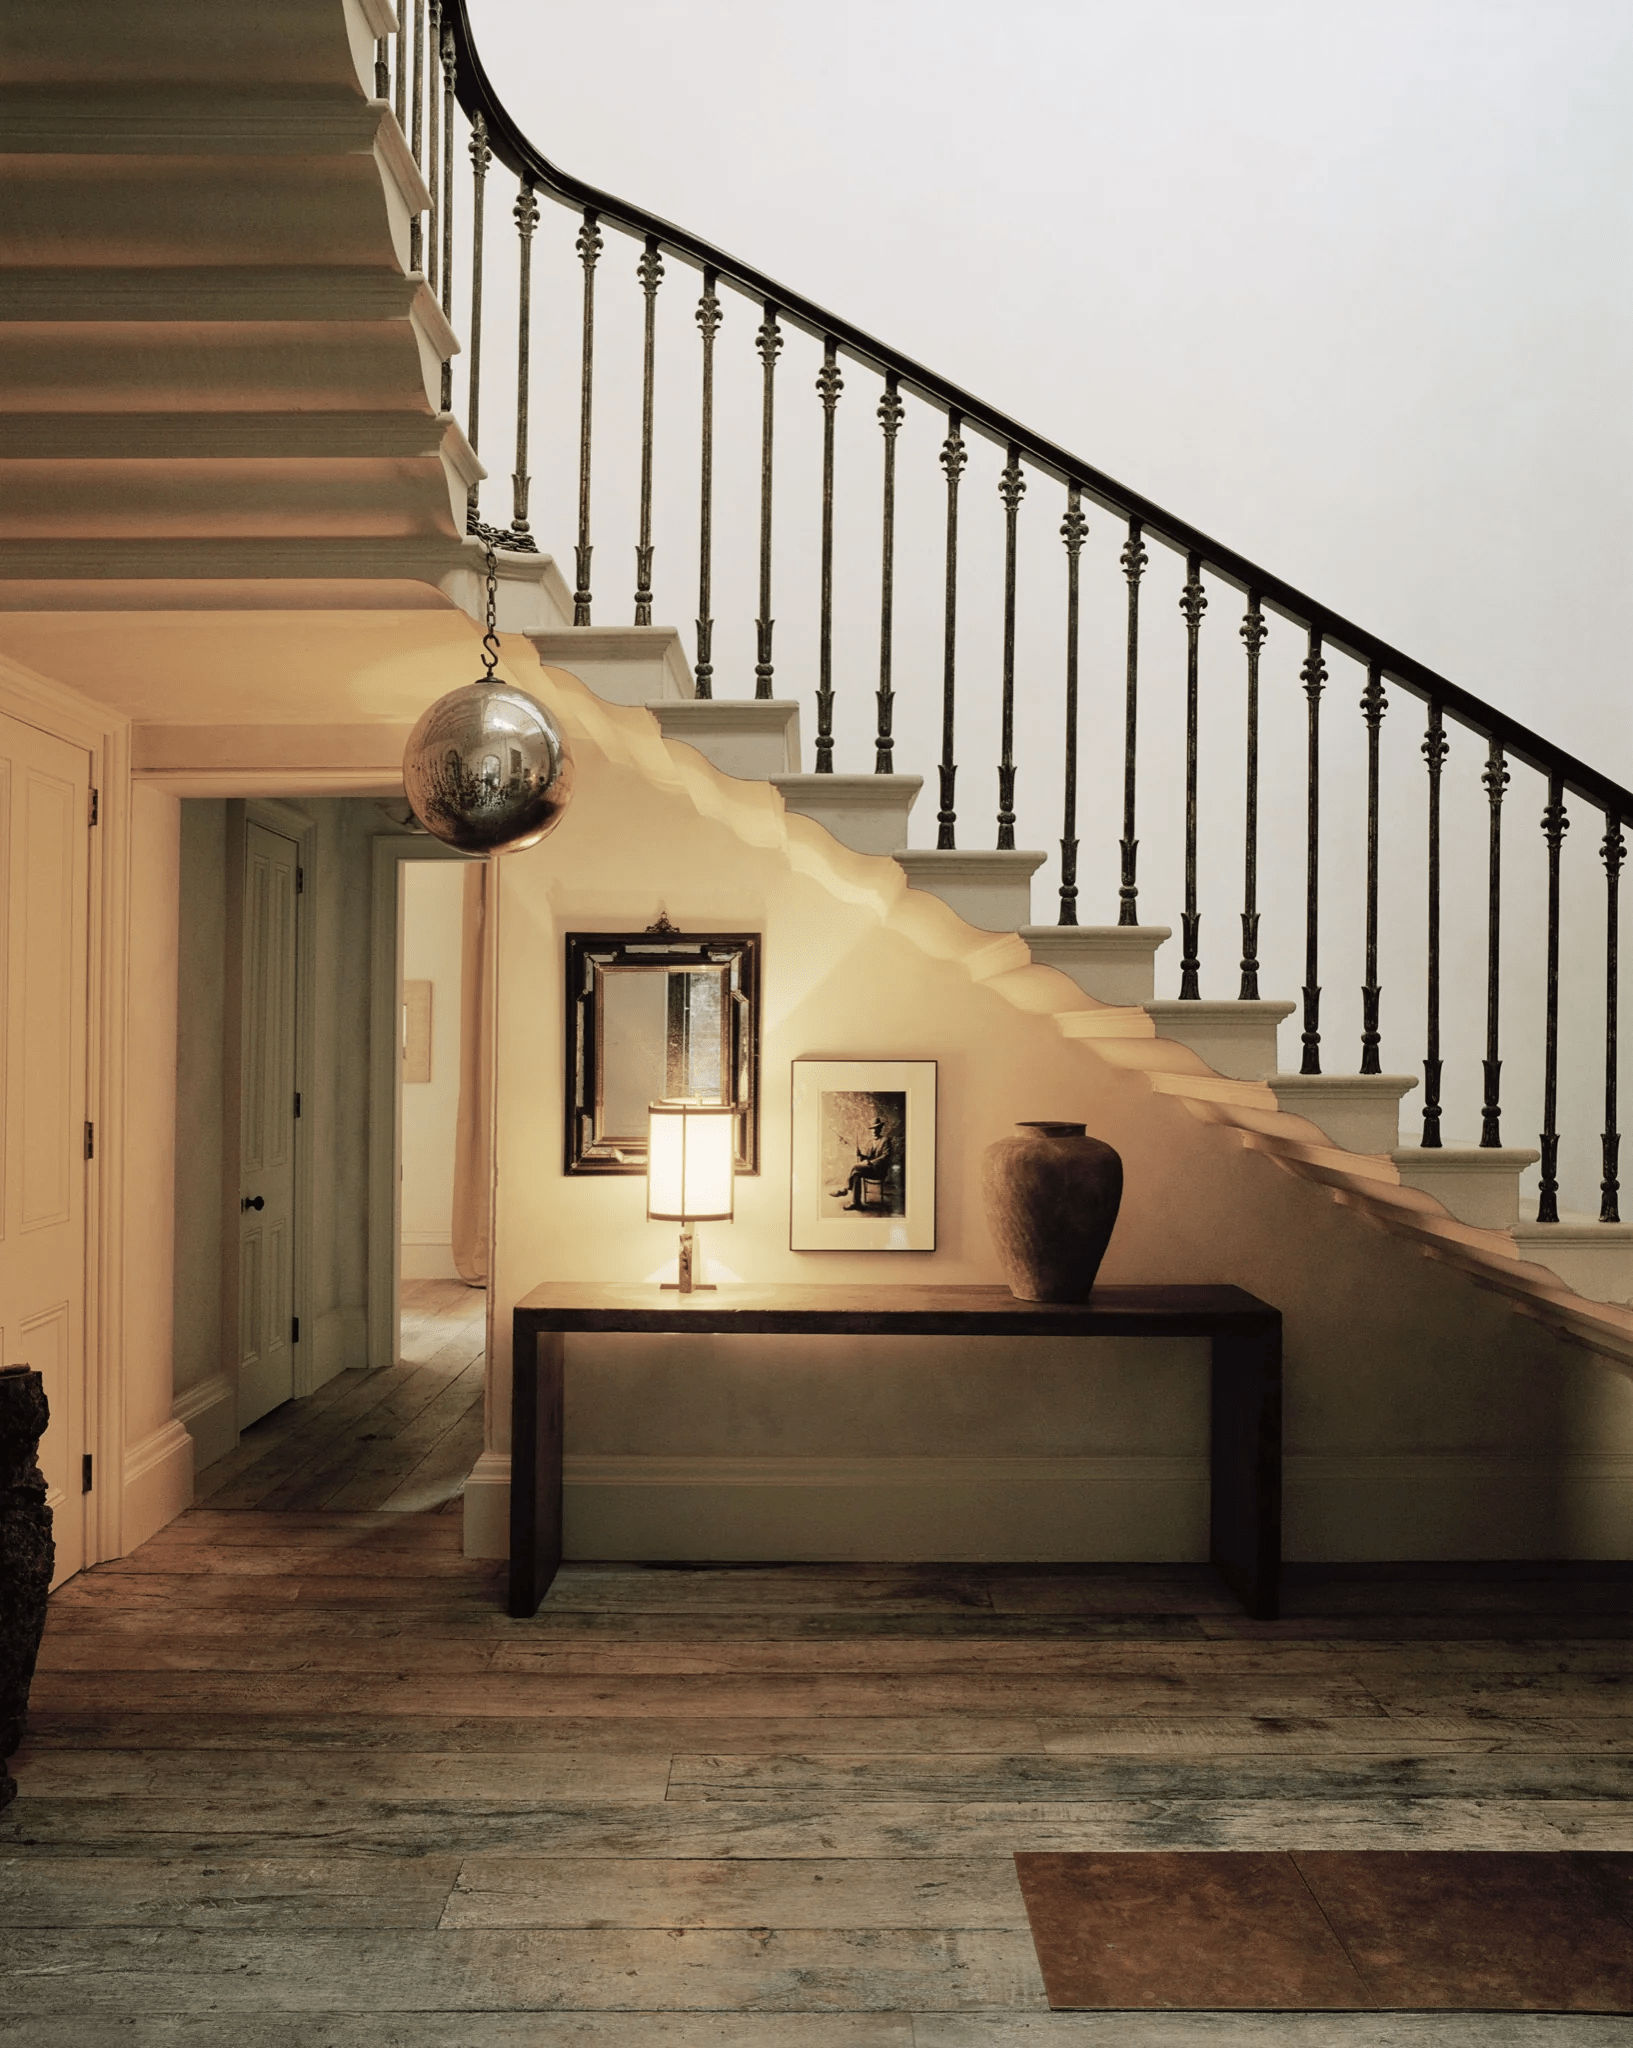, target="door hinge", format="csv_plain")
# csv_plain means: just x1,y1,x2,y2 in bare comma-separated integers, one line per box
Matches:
84,1120,94,1161
82,1453,93,1494
293,1090,301,1118
292,1316,300,1343
296,865,305,895
88,787,99,827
